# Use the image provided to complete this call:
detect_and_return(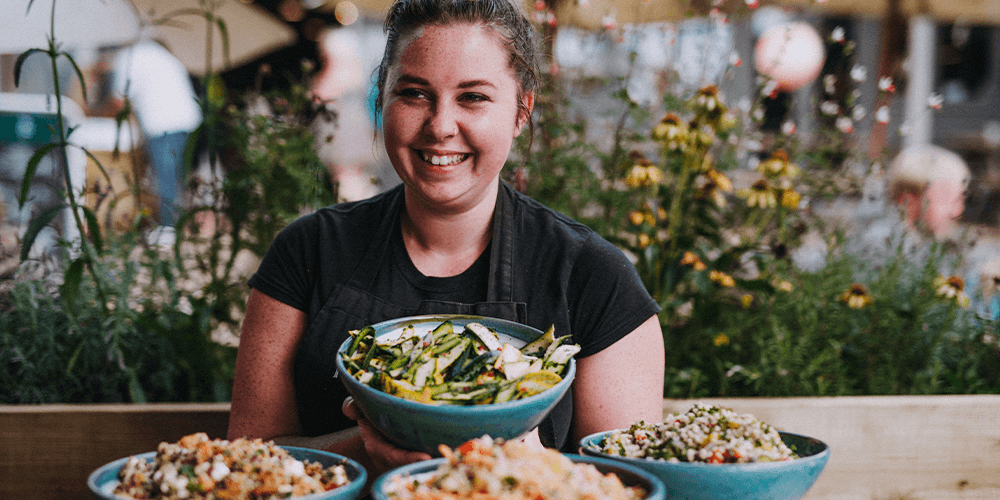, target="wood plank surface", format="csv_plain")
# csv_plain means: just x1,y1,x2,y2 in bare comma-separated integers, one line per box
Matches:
0,404,230,500
3,397,999,500
665,396,1000,500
